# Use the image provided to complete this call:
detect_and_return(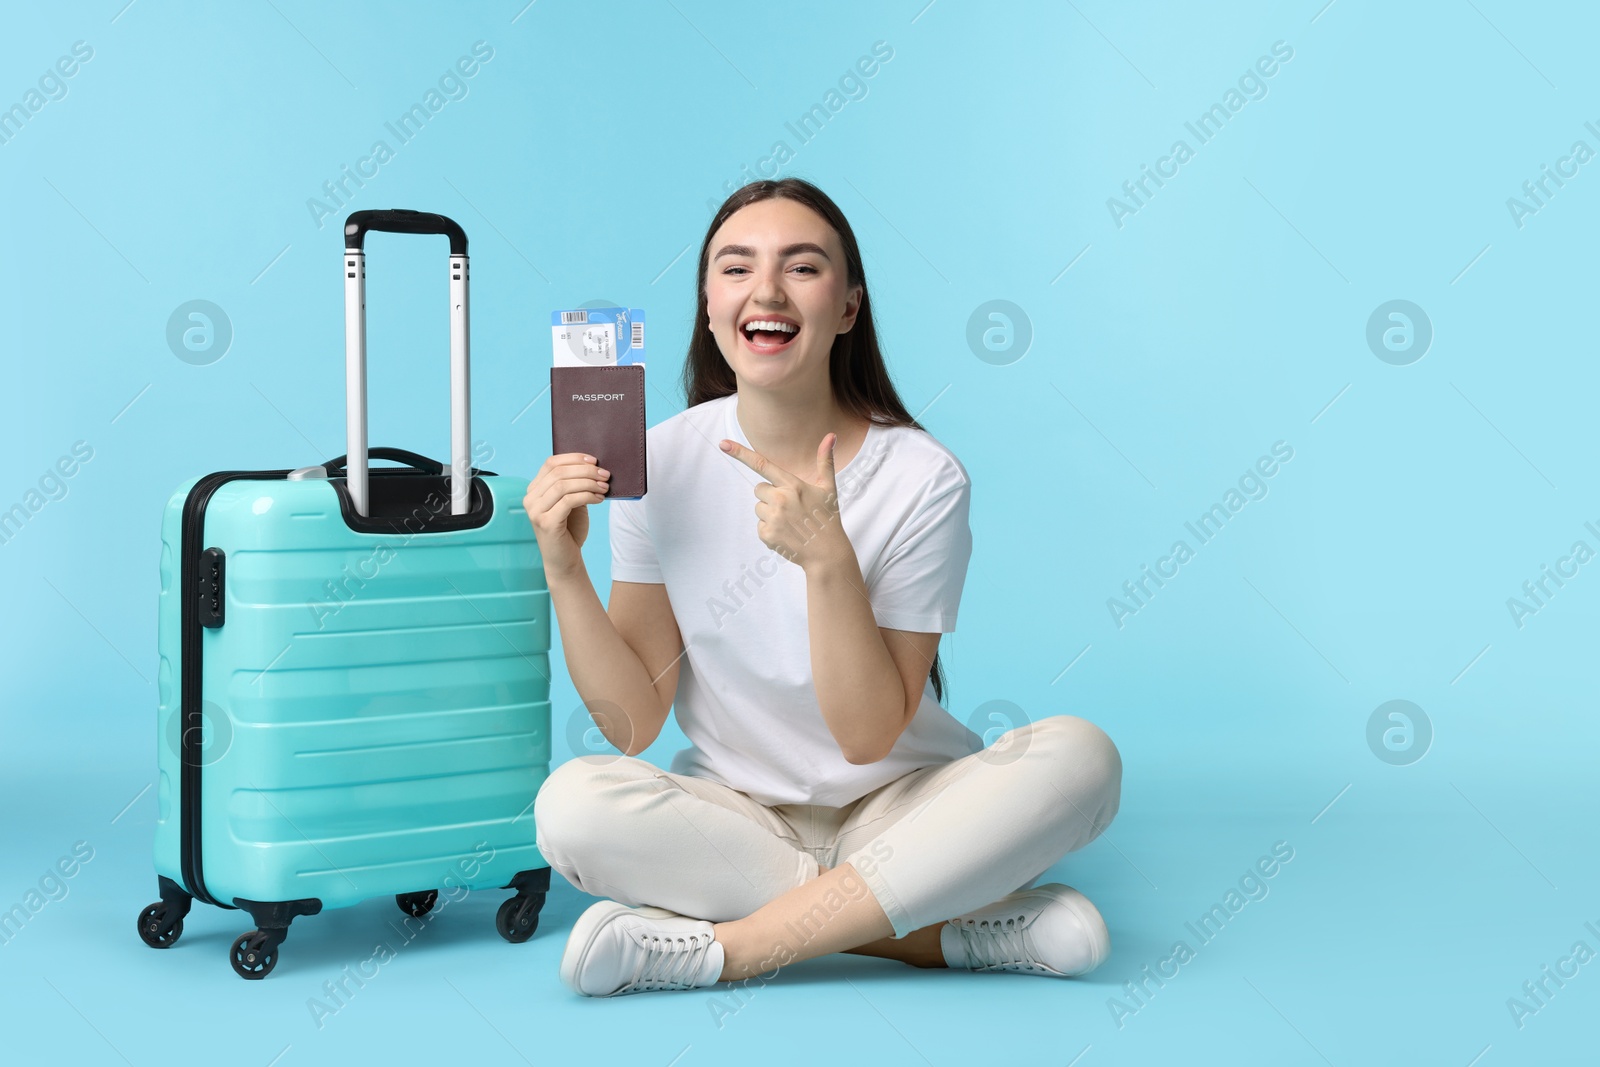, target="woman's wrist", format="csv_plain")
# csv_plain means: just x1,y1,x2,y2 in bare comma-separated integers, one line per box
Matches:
542,554,591,592
802,544,861,585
